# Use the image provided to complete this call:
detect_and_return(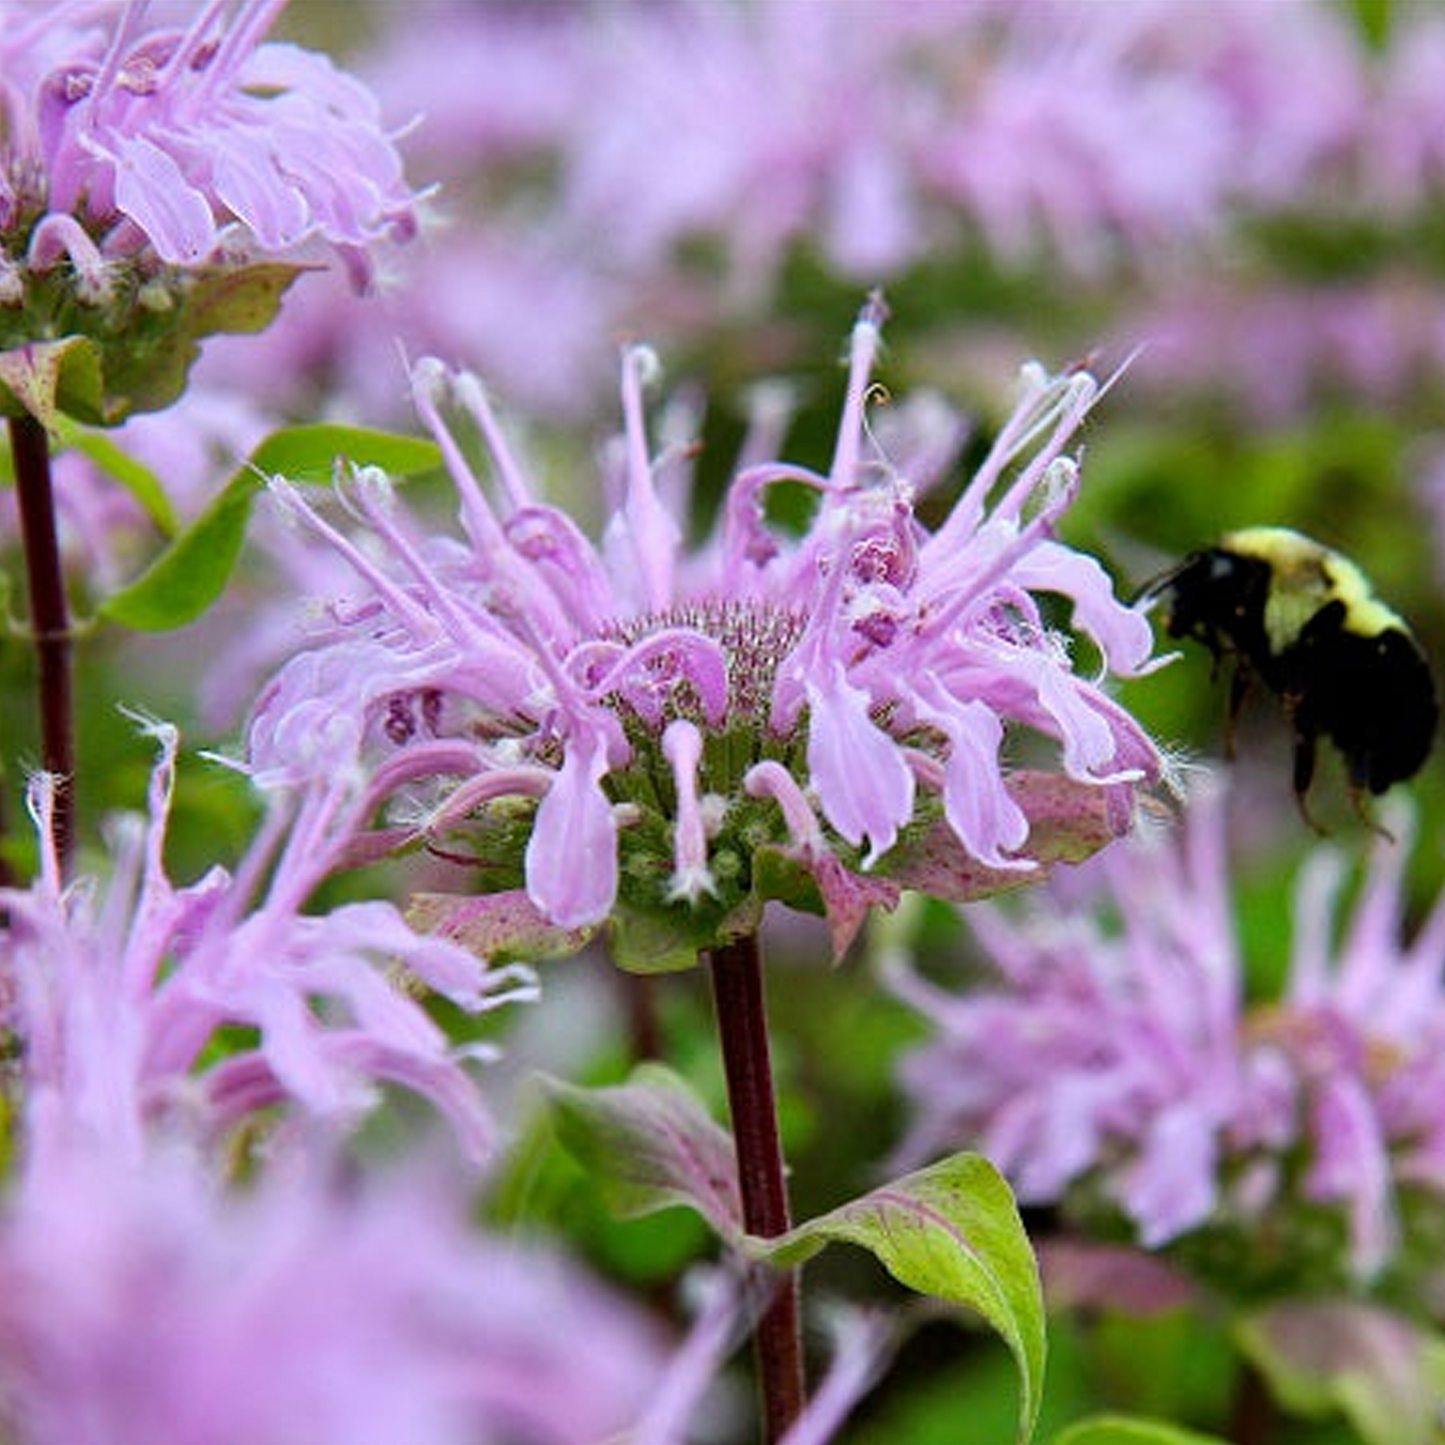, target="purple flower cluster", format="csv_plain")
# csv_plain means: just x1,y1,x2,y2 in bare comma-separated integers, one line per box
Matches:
246,301,1159,951
891,785,1445,1289
1118,273,1445,423
177,0,1445,434
192,0,1369,421
0,0,419,293
0,1148,667,1445
1,719,535,1174
367,0,1348,288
